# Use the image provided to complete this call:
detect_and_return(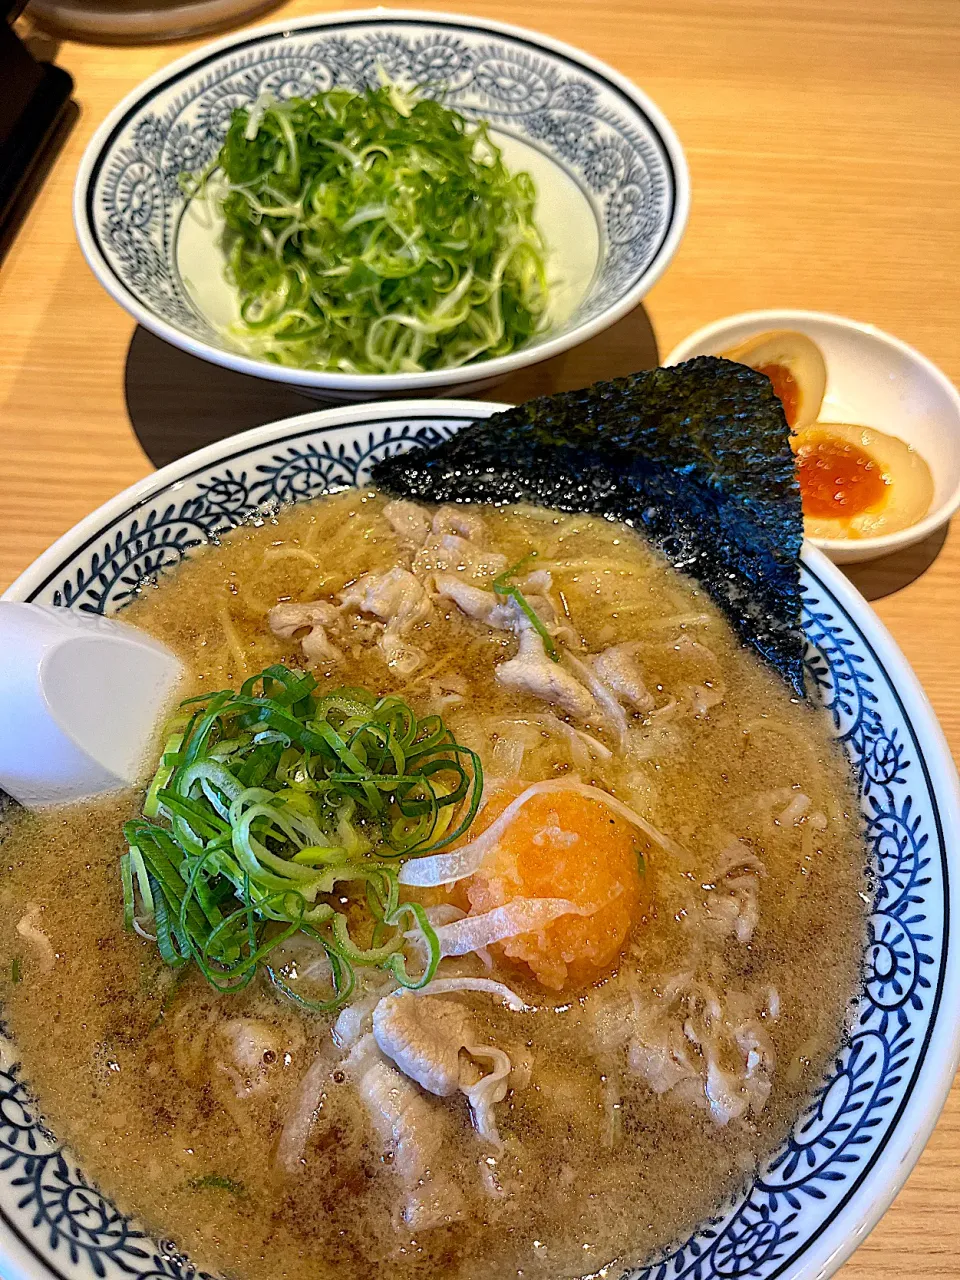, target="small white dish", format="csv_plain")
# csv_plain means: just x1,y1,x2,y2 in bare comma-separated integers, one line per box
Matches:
666,310,960,564
73,7,689,403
